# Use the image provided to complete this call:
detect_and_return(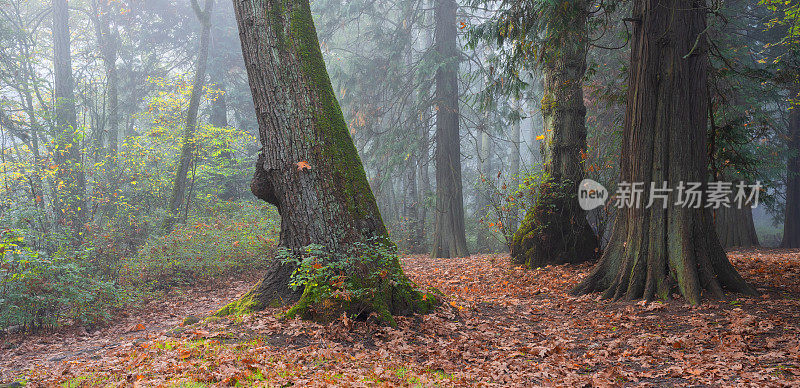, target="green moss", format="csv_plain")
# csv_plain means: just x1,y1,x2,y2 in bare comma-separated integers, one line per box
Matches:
511,178,598,267
214,292,262,317
287,2,387,237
